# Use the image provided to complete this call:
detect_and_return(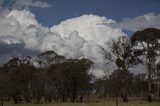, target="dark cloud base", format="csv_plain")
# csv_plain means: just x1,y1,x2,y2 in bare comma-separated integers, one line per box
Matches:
0,43,40,64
